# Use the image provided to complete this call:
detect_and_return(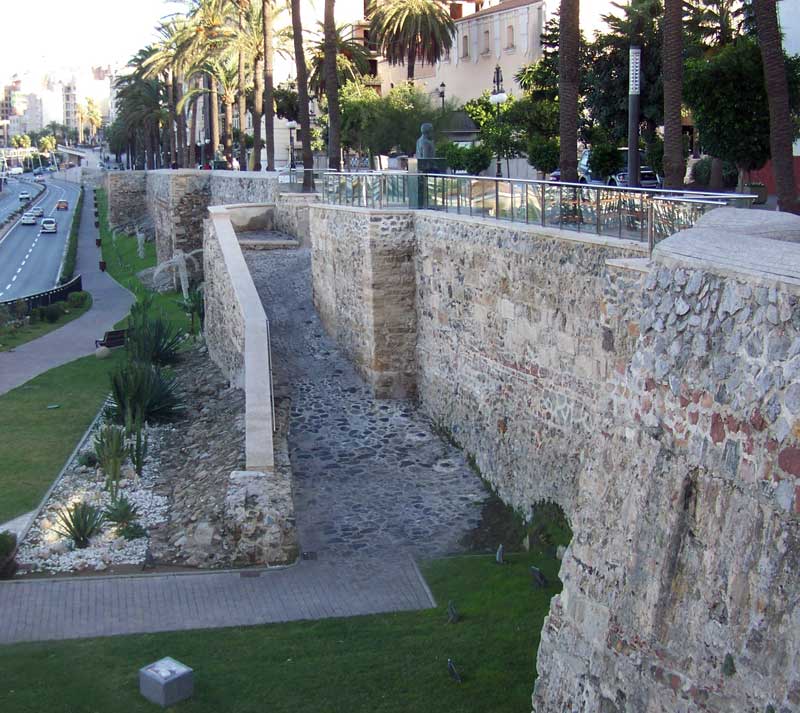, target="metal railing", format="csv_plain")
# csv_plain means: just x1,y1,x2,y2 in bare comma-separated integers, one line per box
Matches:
277,167,325,193
320,171,754,251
